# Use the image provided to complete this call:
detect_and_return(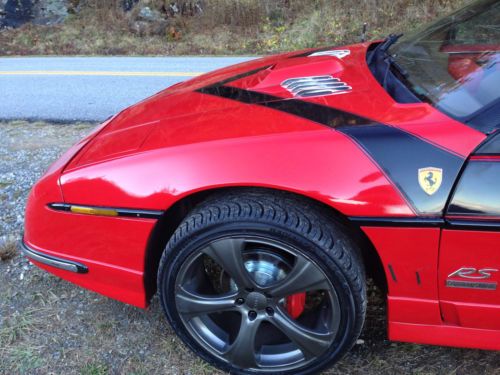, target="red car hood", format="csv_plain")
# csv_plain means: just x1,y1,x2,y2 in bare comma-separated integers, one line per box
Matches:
64,42,482,171
66,44,375,169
